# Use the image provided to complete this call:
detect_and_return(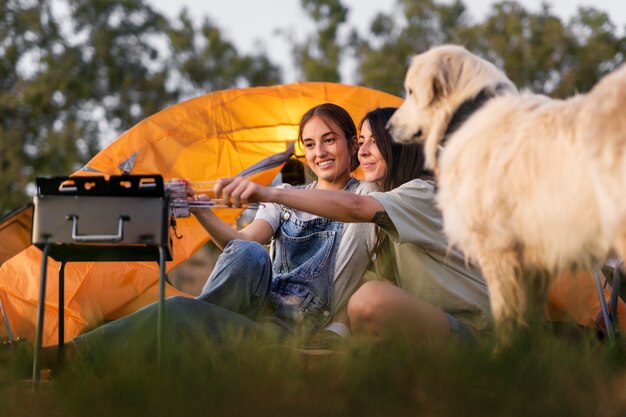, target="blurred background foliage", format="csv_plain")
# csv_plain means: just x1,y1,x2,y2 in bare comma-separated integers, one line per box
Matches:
1,0,625,213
